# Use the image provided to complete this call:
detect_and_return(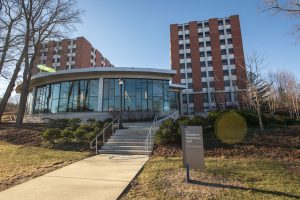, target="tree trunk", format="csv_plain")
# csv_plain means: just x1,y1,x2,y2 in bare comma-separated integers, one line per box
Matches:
0,52,25,121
